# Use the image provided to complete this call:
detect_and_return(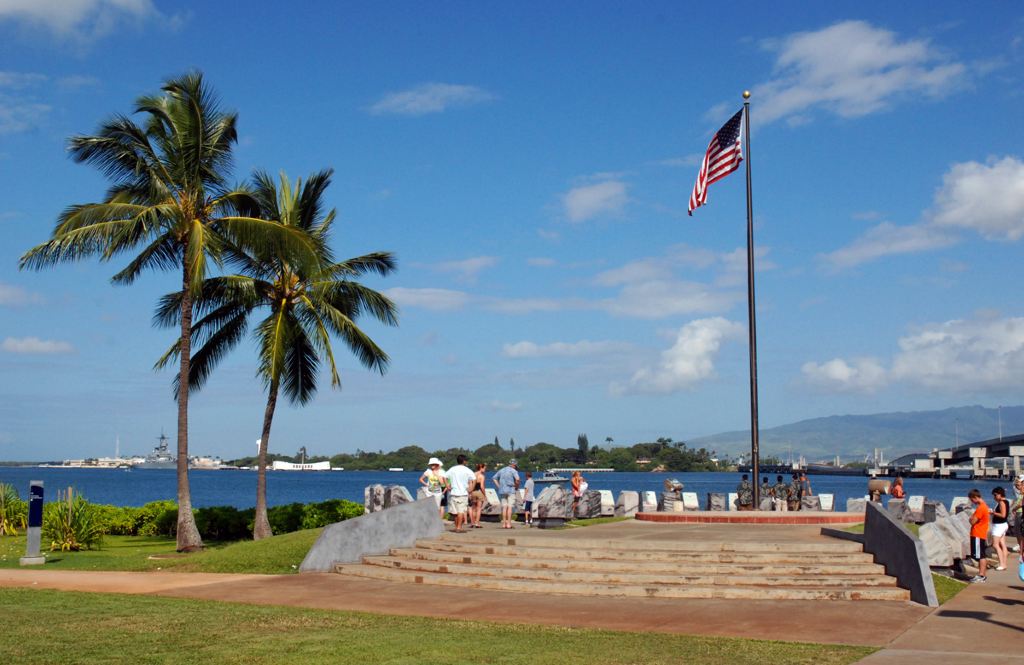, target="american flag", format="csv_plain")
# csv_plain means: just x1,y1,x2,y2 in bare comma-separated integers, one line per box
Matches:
688,108,744,215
